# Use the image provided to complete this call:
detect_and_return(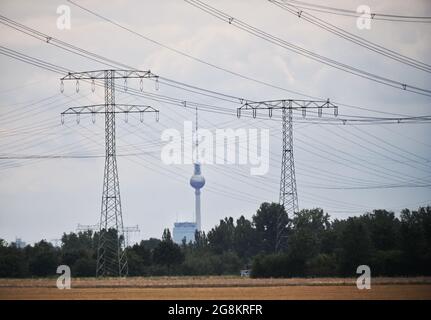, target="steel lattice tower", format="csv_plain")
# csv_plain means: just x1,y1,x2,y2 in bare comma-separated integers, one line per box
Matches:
279,102,299,216
76,223,140,248
237,99,338,252
61,69,159,276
